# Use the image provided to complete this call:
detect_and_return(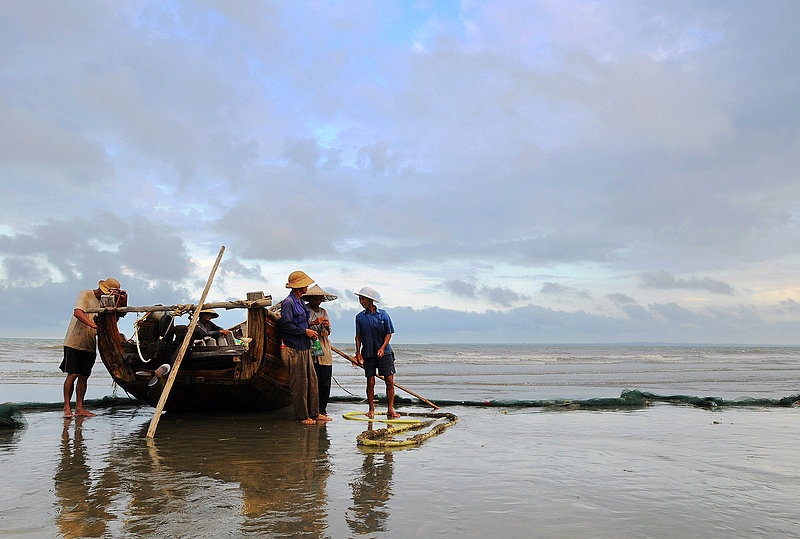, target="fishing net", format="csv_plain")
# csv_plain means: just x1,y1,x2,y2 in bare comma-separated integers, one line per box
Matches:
9,395,138,413
330,389,800,410
0,395,143,430
1,389,797,431
0,403,27,430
